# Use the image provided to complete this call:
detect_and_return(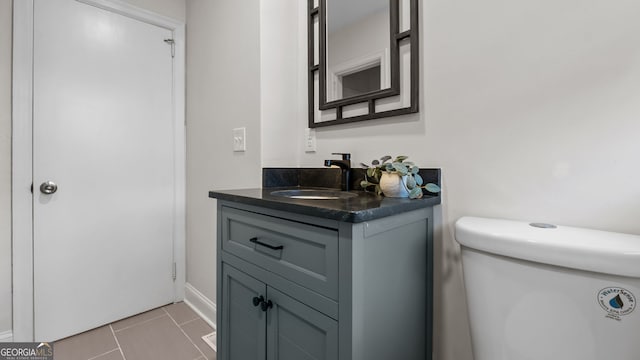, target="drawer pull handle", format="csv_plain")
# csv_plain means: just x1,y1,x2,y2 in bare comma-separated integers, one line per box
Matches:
249,237,284,250
252,295,265,307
